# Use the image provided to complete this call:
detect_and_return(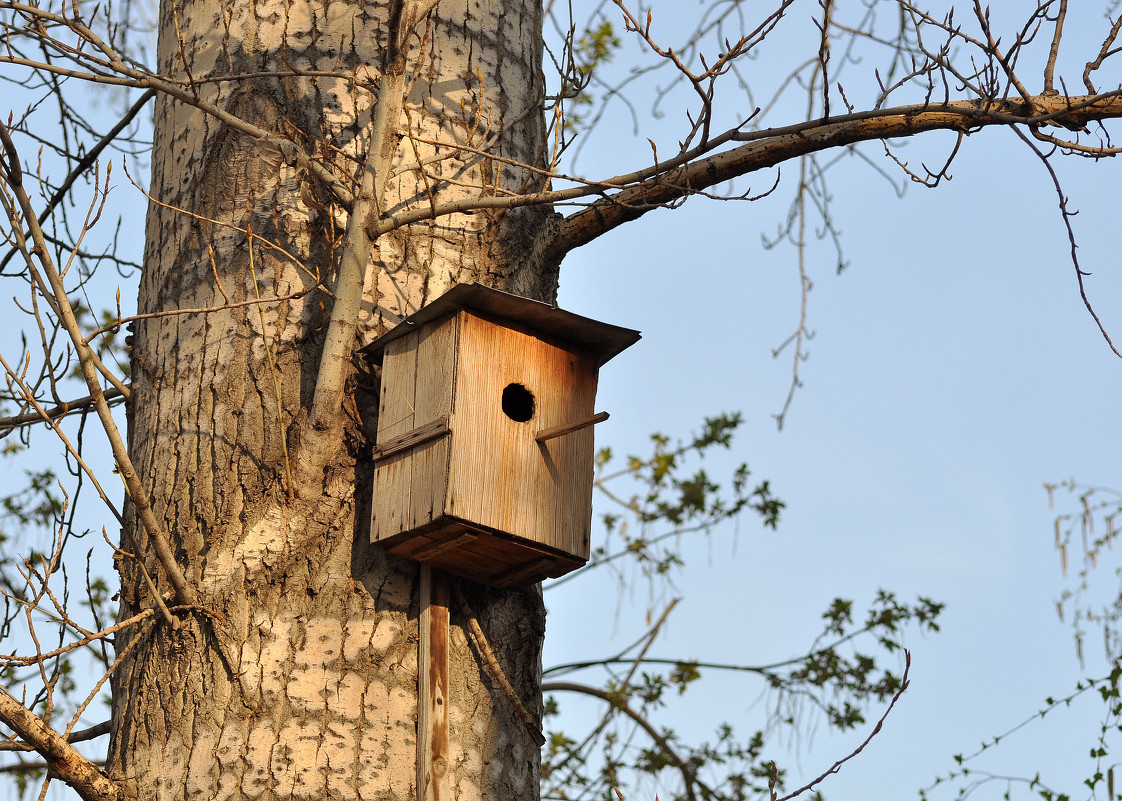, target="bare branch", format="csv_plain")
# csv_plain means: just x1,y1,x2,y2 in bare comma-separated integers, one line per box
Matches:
1011,125,1122,360
0,352,125,527
0,88,156,274
0,388,125,437
1083,13,1122,93
0,123,196,610
552,92,1122,256
302,0,444,479
453,584,546,748
0,722,111,753
1043,0,1067,94
0,688,118,801
775,651,911,801
0,2,355,207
